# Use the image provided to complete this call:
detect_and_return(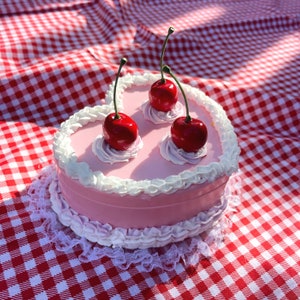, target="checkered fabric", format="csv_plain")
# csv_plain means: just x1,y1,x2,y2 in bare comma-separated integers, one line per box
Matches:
1,0,300,299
